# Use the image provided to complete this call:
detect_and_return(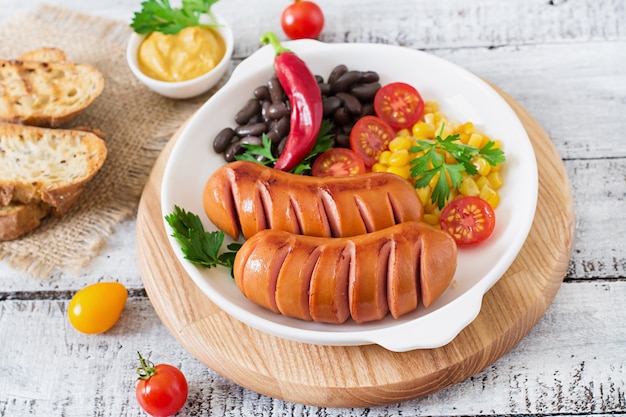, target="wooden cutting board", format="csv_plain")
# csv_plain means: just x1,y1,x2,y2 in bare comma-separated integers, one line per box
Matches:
136,84,575,408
